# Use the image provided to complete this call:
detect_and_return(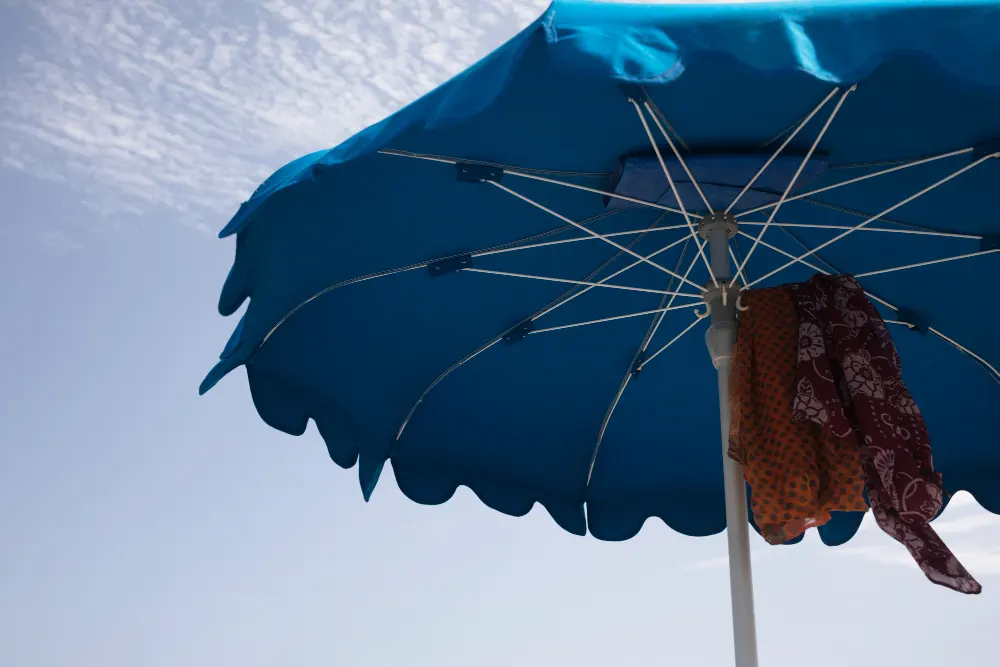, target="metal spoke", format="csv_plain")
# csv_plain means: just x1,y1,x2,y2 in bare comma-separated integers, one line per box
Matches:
739,220,981,240
531,302,702,335
379,148,684,215
645,100,714,214
636,313,709,372
489,179,707,292
475,223,689,257
532,234,692,320
737,85,855,279
586,241,702,487
854,249,999,279
464,267,701,298
506,169,684,215
744,153,999,290
734,147,975,219
727,88,840,213
739,232,999,384
396,220,672,440
629,97,718,286
735,230,894,313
